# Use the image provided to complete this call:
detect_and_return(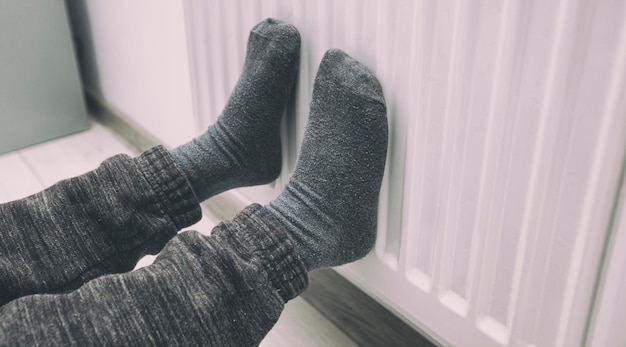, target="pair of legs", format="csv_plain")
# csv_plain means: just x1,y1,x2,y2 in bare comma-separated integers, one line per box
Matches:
0,19,387,346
